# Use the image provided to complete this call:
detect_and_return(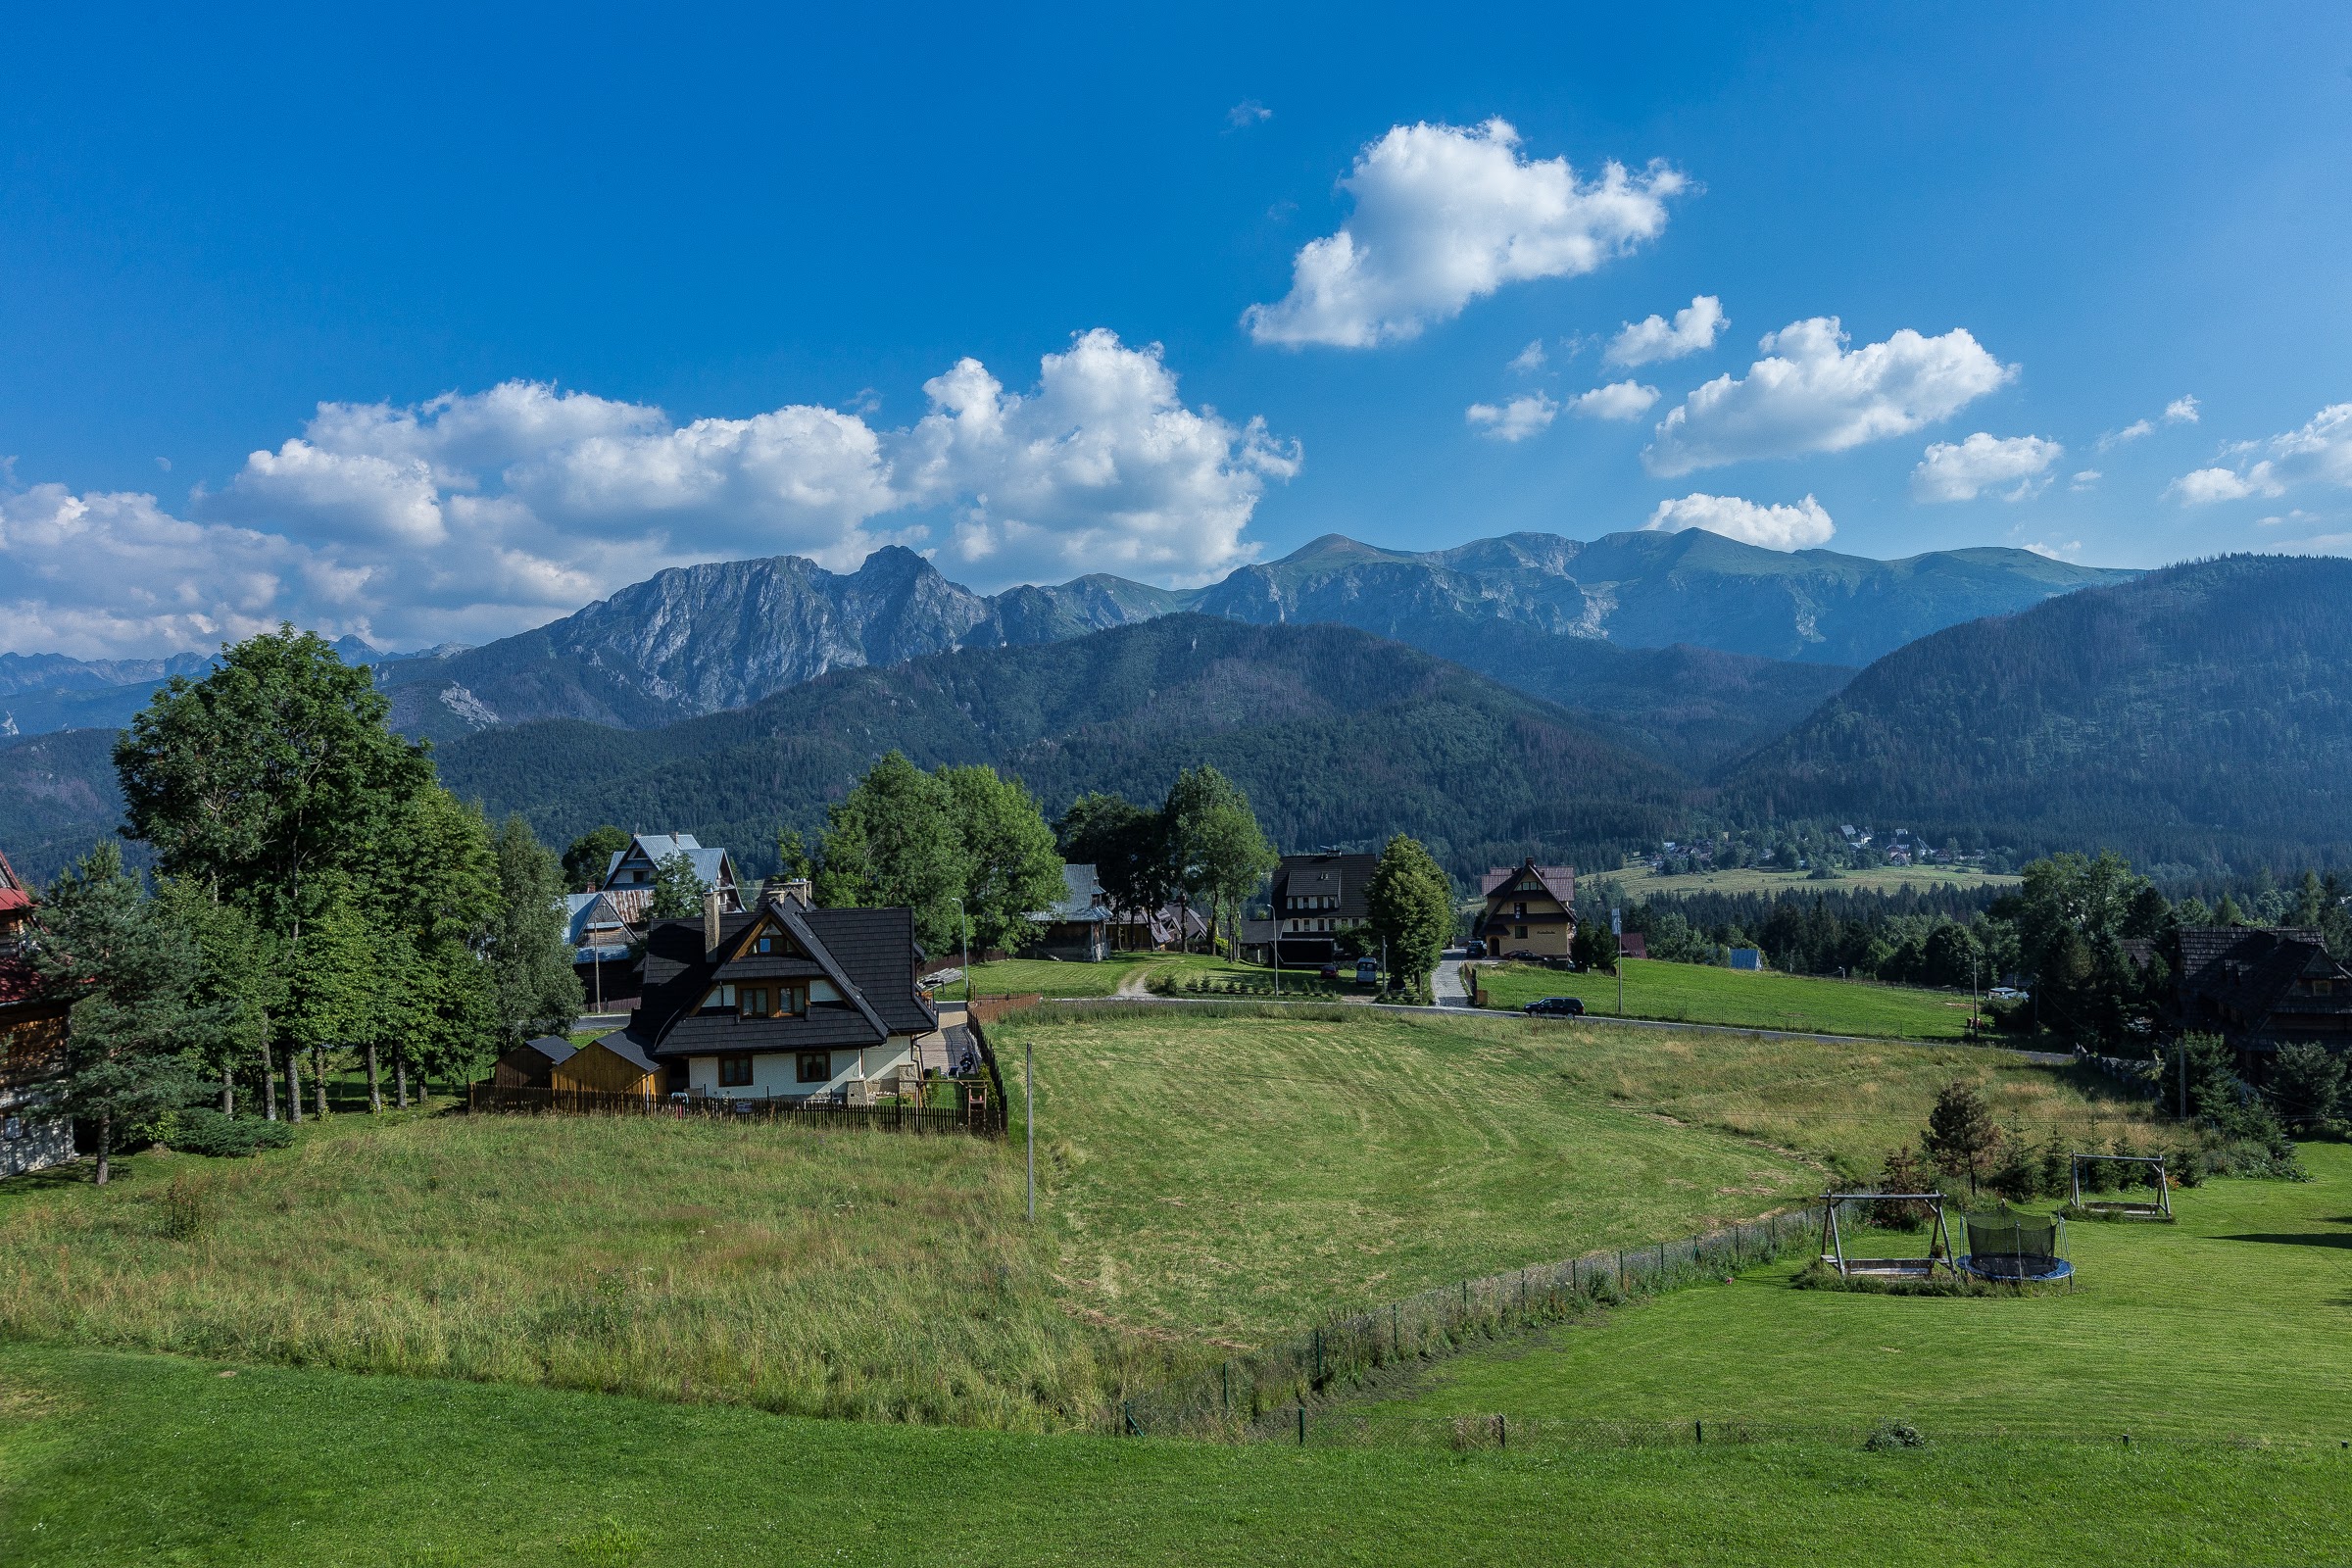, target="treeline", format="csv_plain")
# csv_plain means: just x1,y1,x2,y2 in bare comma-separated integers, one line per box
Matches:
24,631,587,1178
1624,883,2013,984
